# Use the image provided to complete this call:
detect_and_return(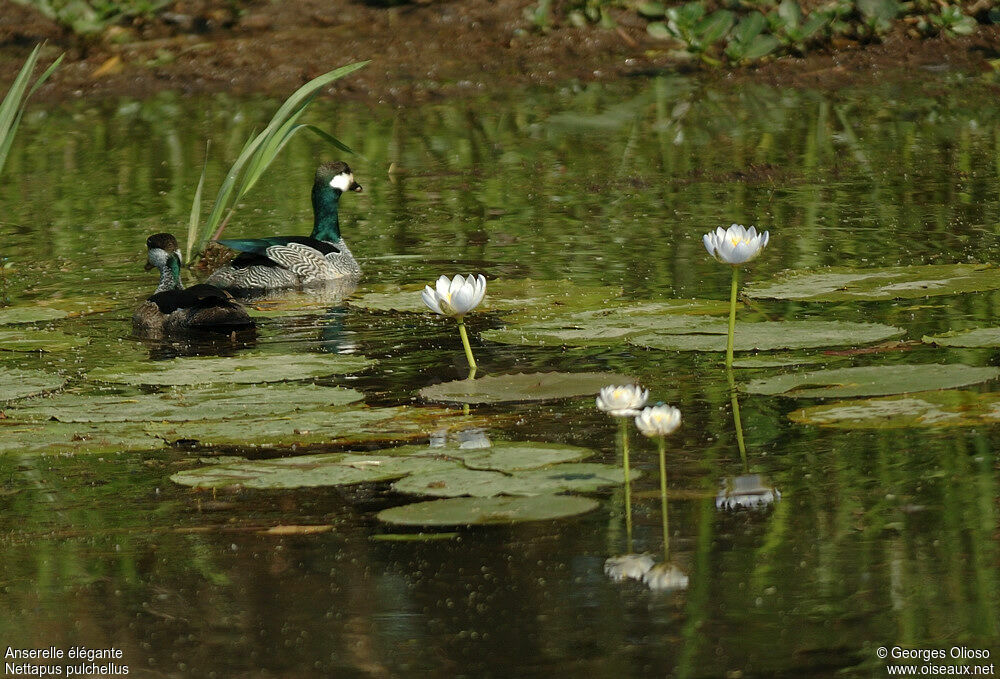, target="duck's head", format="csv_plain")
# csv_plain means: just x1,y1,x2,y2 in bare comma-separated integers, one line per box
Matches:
145,232,182,275
316,161,363,194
